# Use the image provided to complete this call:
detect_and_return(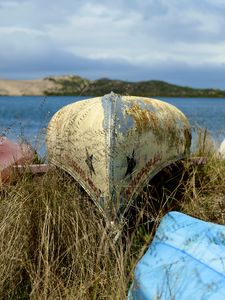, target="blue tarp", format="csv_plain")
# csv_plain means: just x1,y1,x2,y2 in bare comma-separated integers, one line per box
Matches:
128,211,225,300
